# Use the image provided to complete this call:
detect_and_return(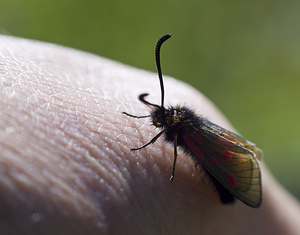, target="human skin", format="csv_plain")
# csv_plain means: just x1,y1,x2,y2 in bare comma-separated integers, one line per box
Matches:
0,35,300,235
